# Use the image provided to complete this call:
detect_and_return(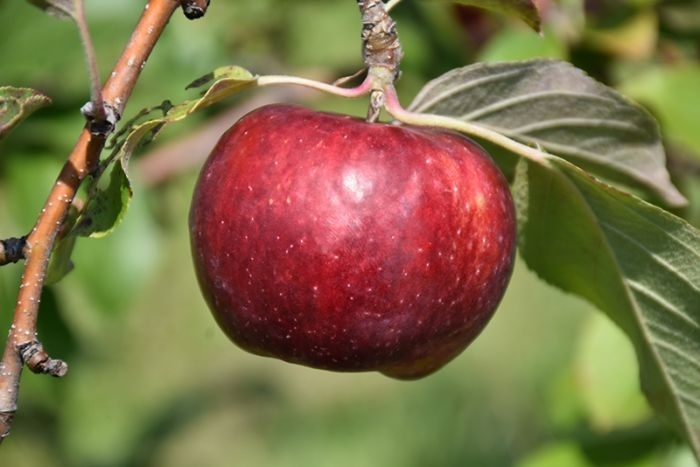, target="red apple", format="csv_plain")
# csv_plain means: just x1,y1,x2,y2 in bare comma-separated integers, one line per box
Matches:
189,104,516,379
